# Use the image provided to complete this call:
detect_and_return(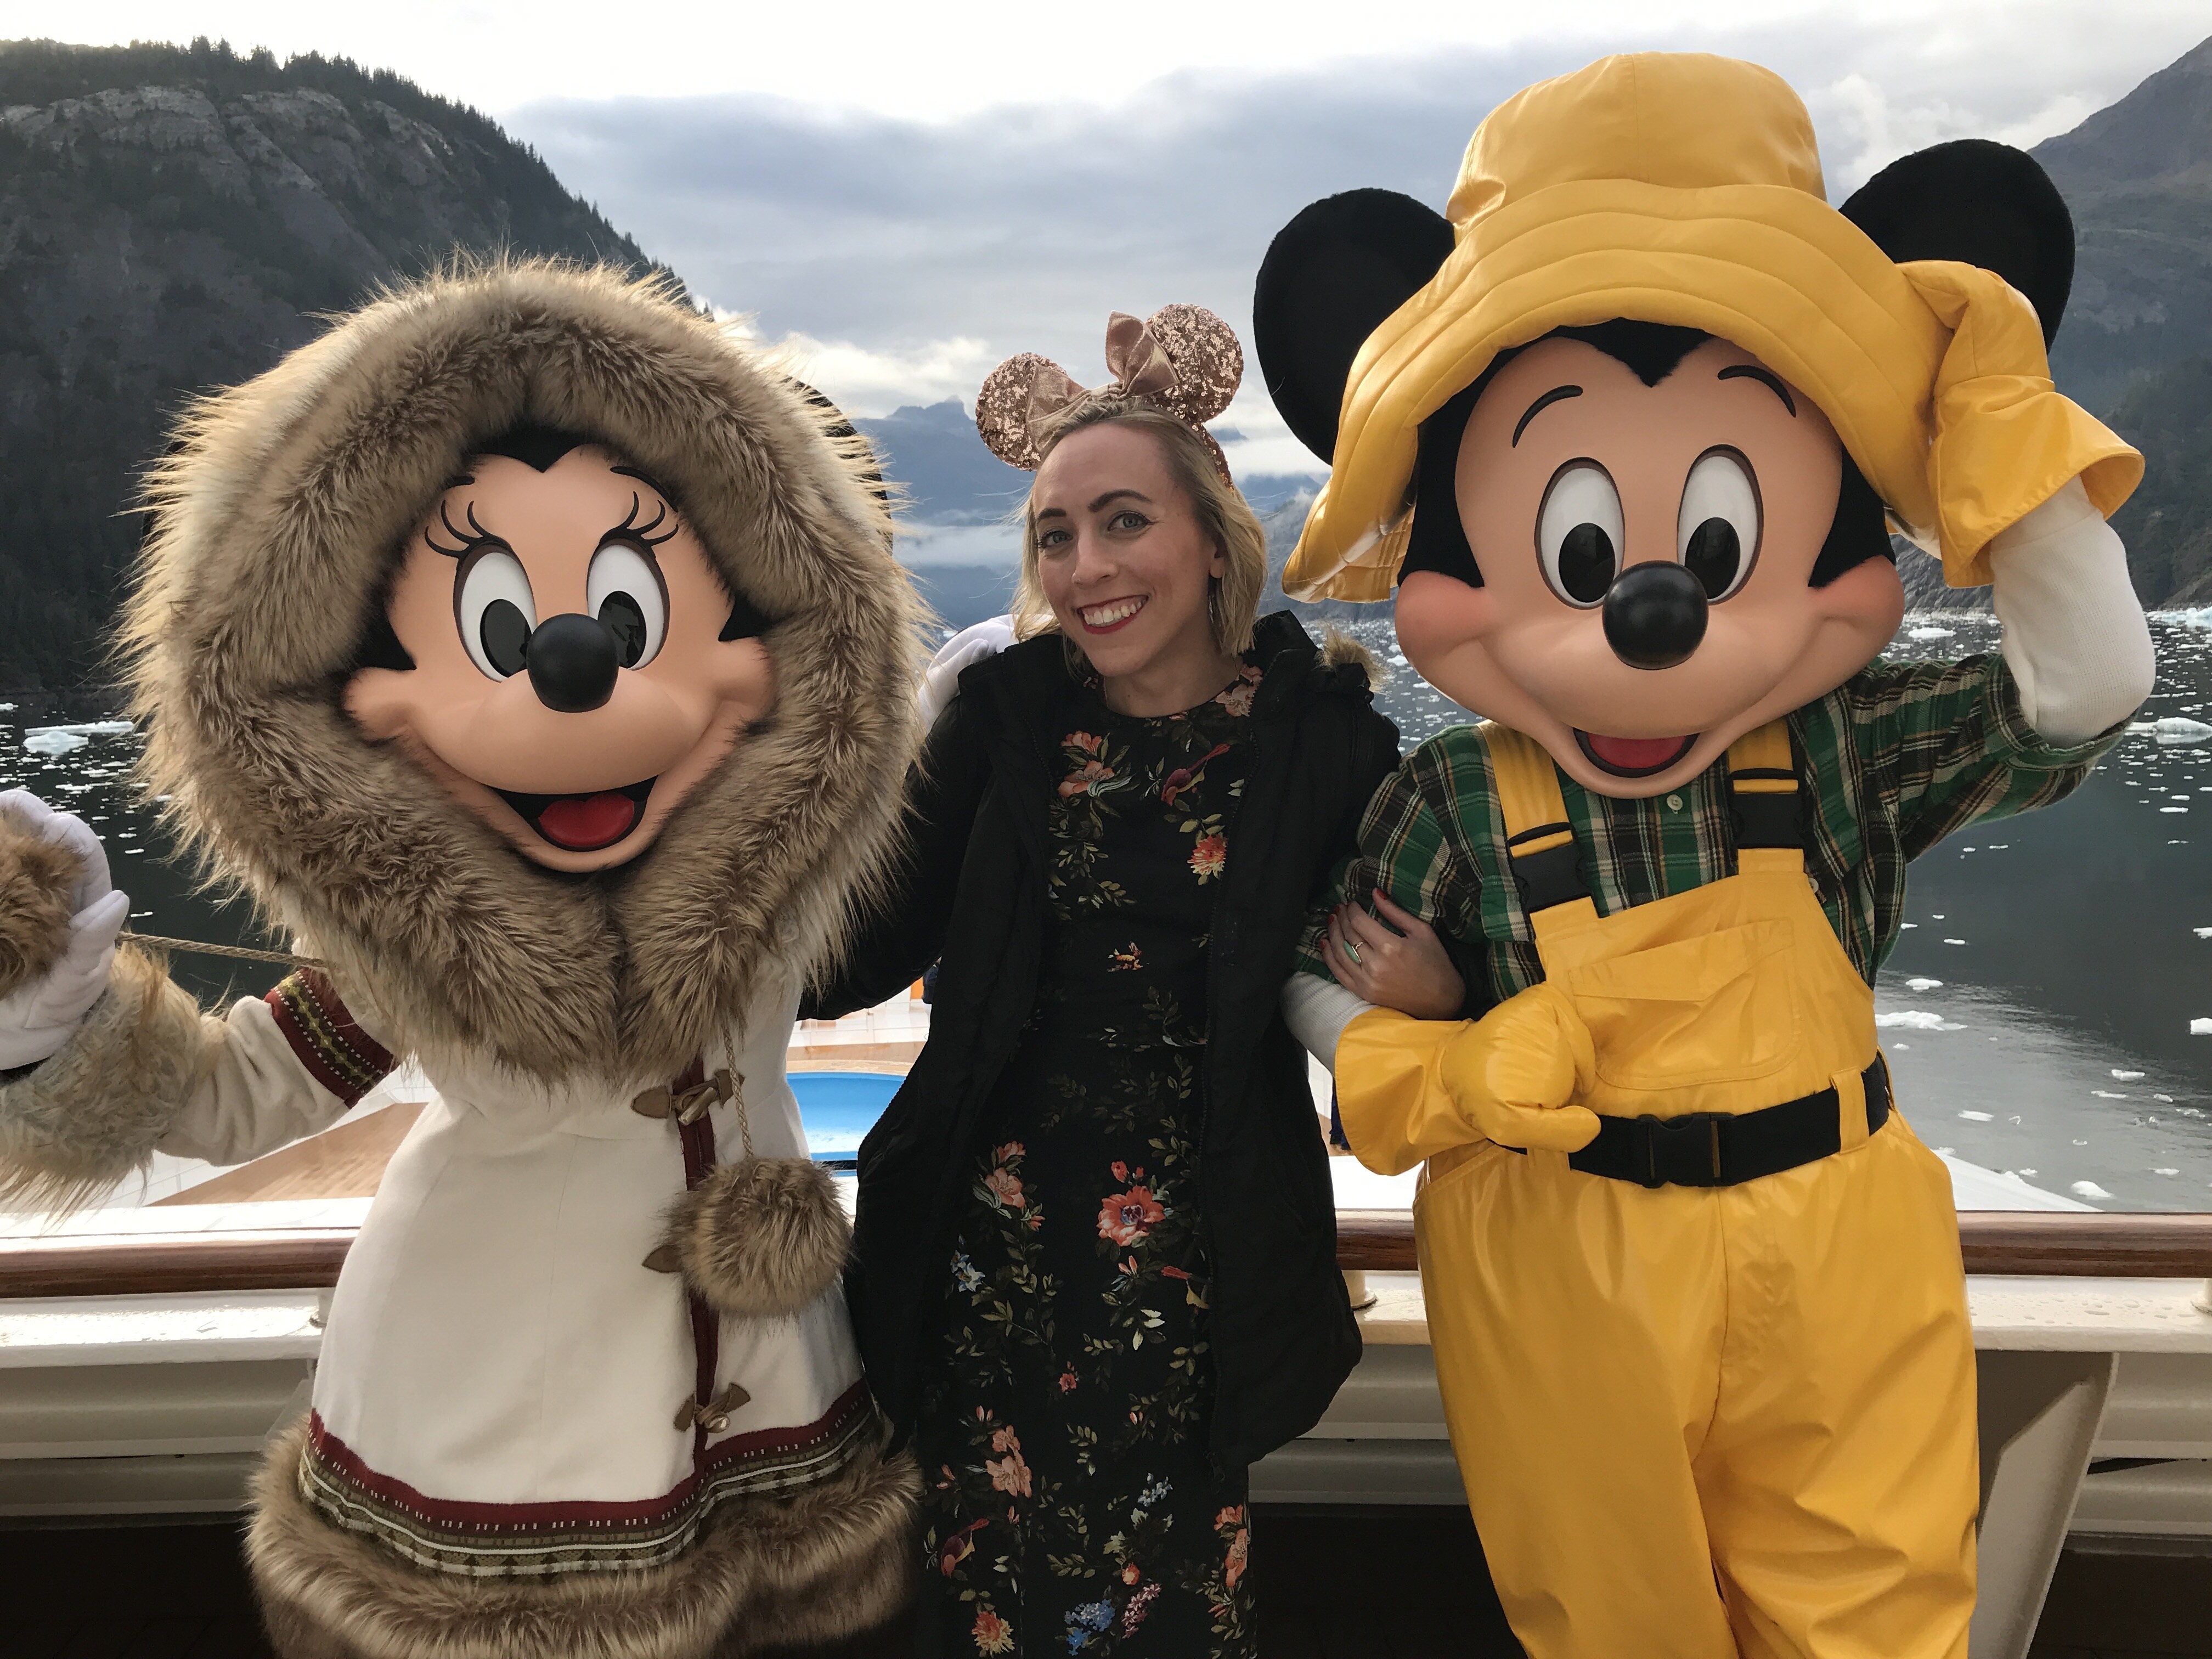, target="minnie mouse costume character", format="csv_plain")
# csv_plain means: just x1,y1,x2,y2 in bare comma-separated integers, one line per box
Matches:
1263,54,2153,1659
0,263,922,1659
